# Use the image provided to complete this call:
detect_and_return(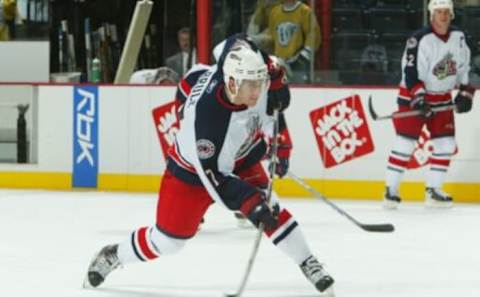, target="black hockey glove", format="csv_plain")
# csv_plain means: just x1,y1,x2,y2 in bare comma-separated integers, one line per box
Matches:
275,157,289,178
239,191,279,231
268,145,291,178
267,68,290,115
410,94,433,119
454,84,475,113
